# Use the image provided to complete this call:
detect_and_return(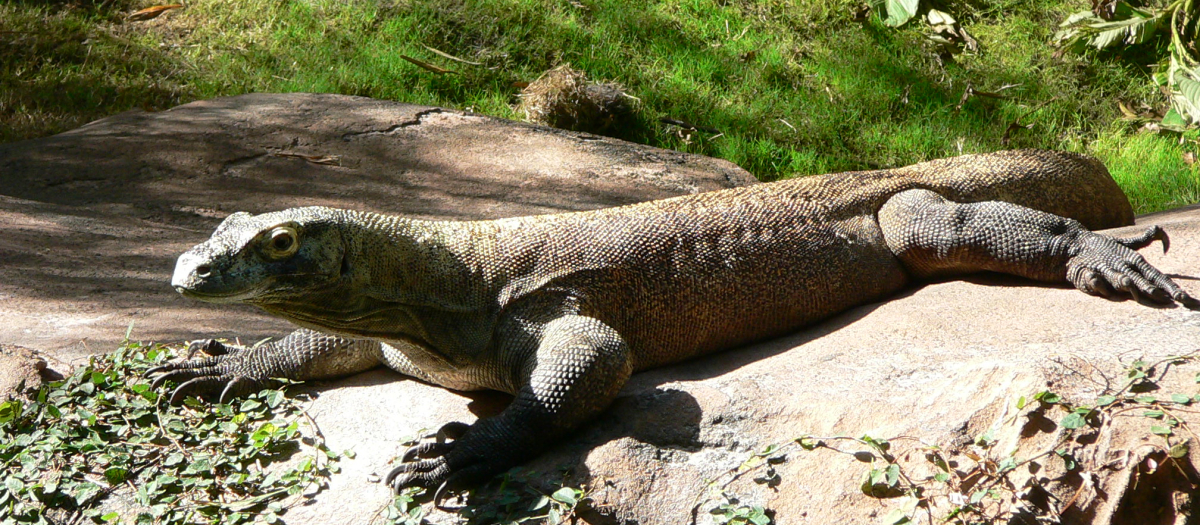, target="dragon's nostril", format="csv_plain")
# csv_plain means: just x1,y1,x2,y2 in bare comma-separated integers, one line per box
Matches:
196,265,212,278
